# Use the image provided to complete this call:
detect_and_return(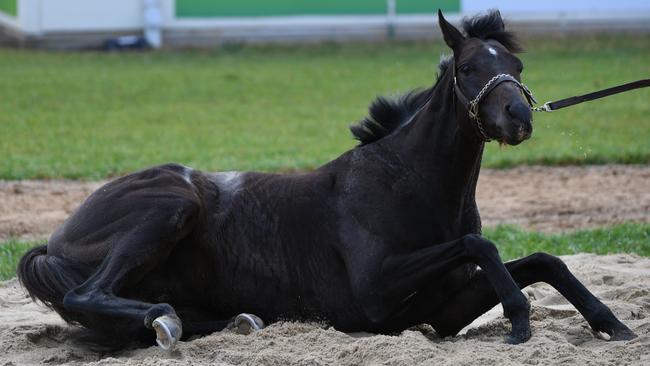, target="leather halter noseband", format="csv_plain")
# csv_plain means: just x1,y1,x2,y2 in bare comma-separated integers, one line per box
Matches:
453,70,537,141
